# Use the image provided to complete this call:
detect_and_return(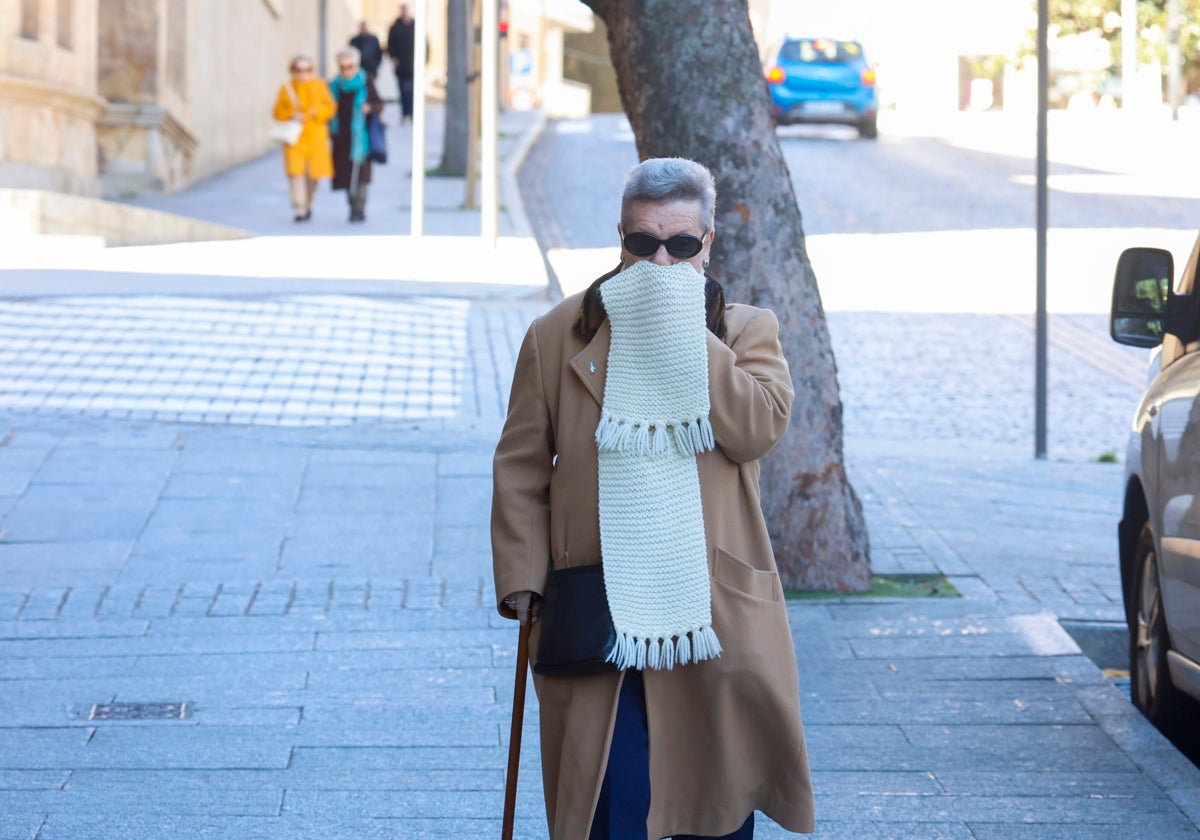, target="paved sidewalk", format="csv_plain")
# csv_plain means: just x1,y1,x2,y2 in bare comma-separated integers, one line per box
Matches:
0,103,549,299
1,106,1199,839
